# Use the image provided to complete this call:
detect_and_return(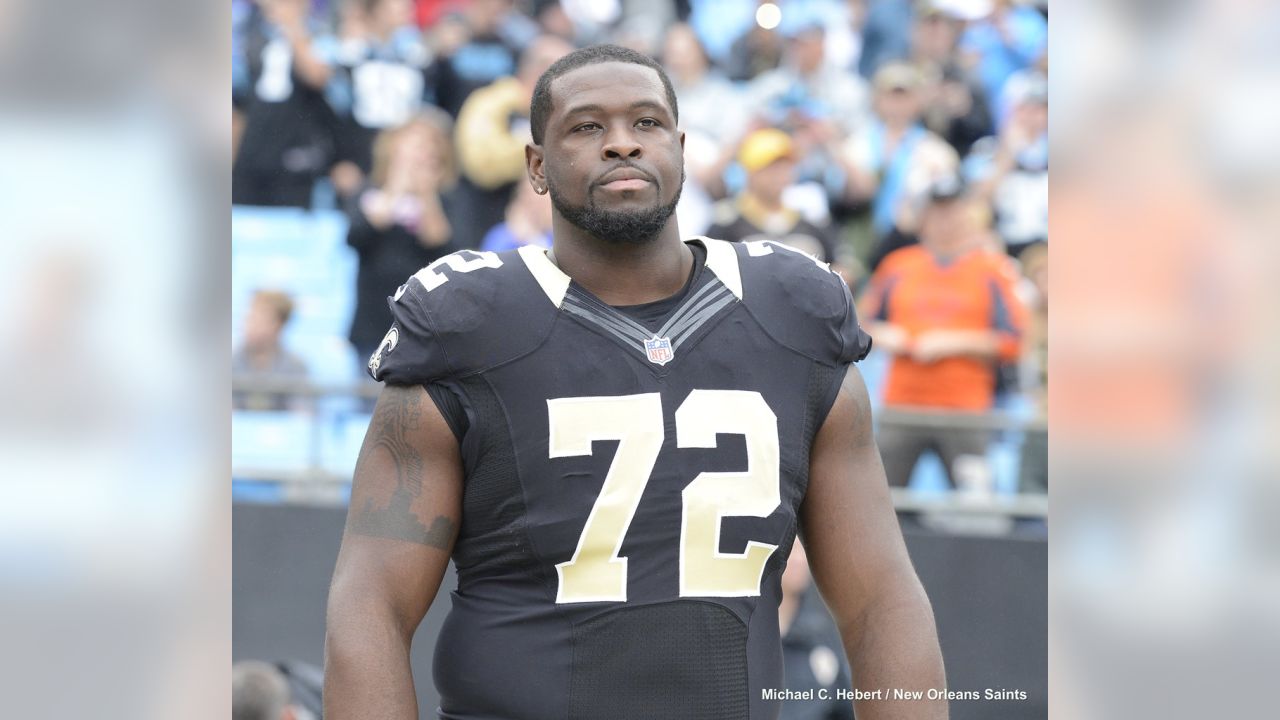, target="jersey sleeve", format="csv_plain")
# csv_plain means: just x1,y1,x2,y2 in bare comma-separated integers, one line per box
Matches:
366,278,452,385
365,248,552,385
739,240,873,363
837,279,874,364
